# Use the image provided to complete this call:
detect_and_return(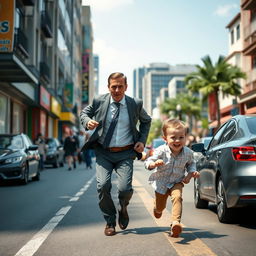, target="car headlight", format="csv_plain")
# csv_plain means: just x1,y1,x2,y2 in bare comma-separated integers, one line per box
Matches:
4,156,23,164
